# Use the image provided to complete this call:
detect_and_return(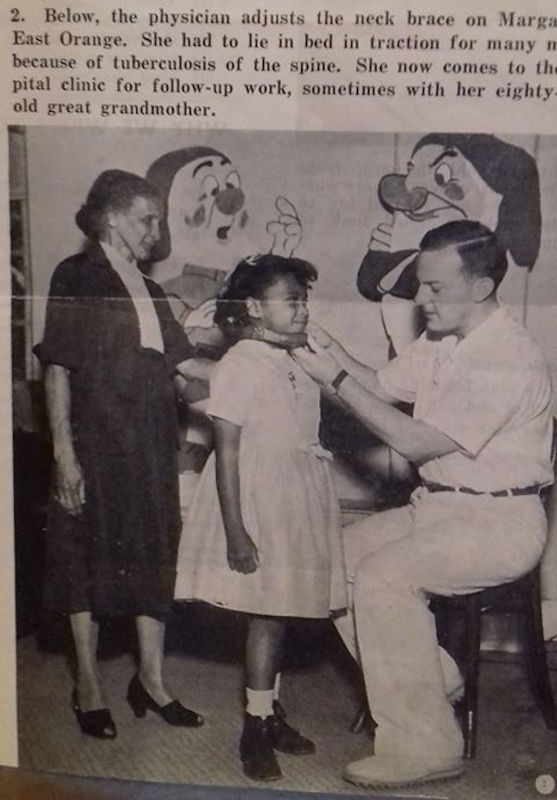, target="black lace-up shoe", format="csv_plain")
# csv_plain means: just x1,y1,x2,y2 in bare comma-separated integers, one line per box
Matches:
240,713,282,781
271,701,316,754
